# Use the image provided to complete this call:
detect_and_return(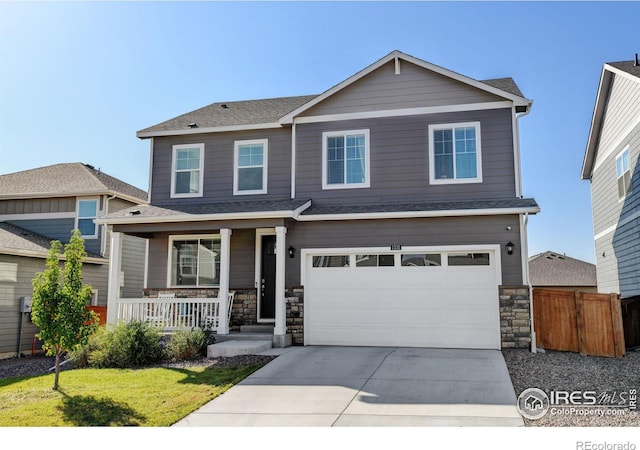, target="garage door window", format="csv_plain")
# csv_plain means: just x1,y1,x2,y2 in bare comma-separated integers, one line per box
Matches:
401,254,441,267
313,255,350,267
355,254,395,267
448,253,490,266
